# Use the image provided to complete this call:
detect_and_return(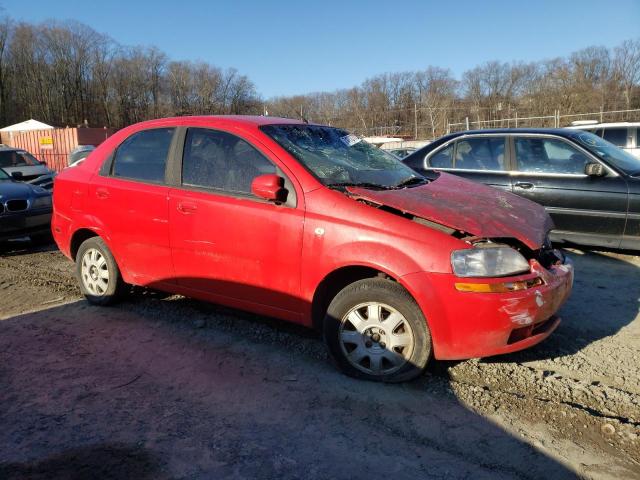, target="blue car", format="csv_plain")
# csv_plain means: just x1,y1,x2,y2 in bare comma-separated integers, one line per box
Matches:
0,167,52,243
